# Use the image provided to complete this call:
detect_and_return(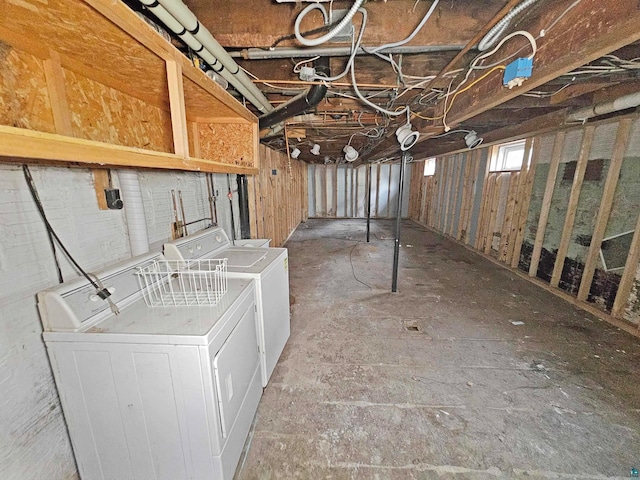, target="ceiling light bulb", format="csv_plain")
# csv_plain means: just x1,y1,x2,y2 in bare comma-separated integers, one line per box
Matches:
343,145,359,162
290,147,301,159
395,123,420,151
464,130,483,149
324,155,331,164
310,143,321,155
